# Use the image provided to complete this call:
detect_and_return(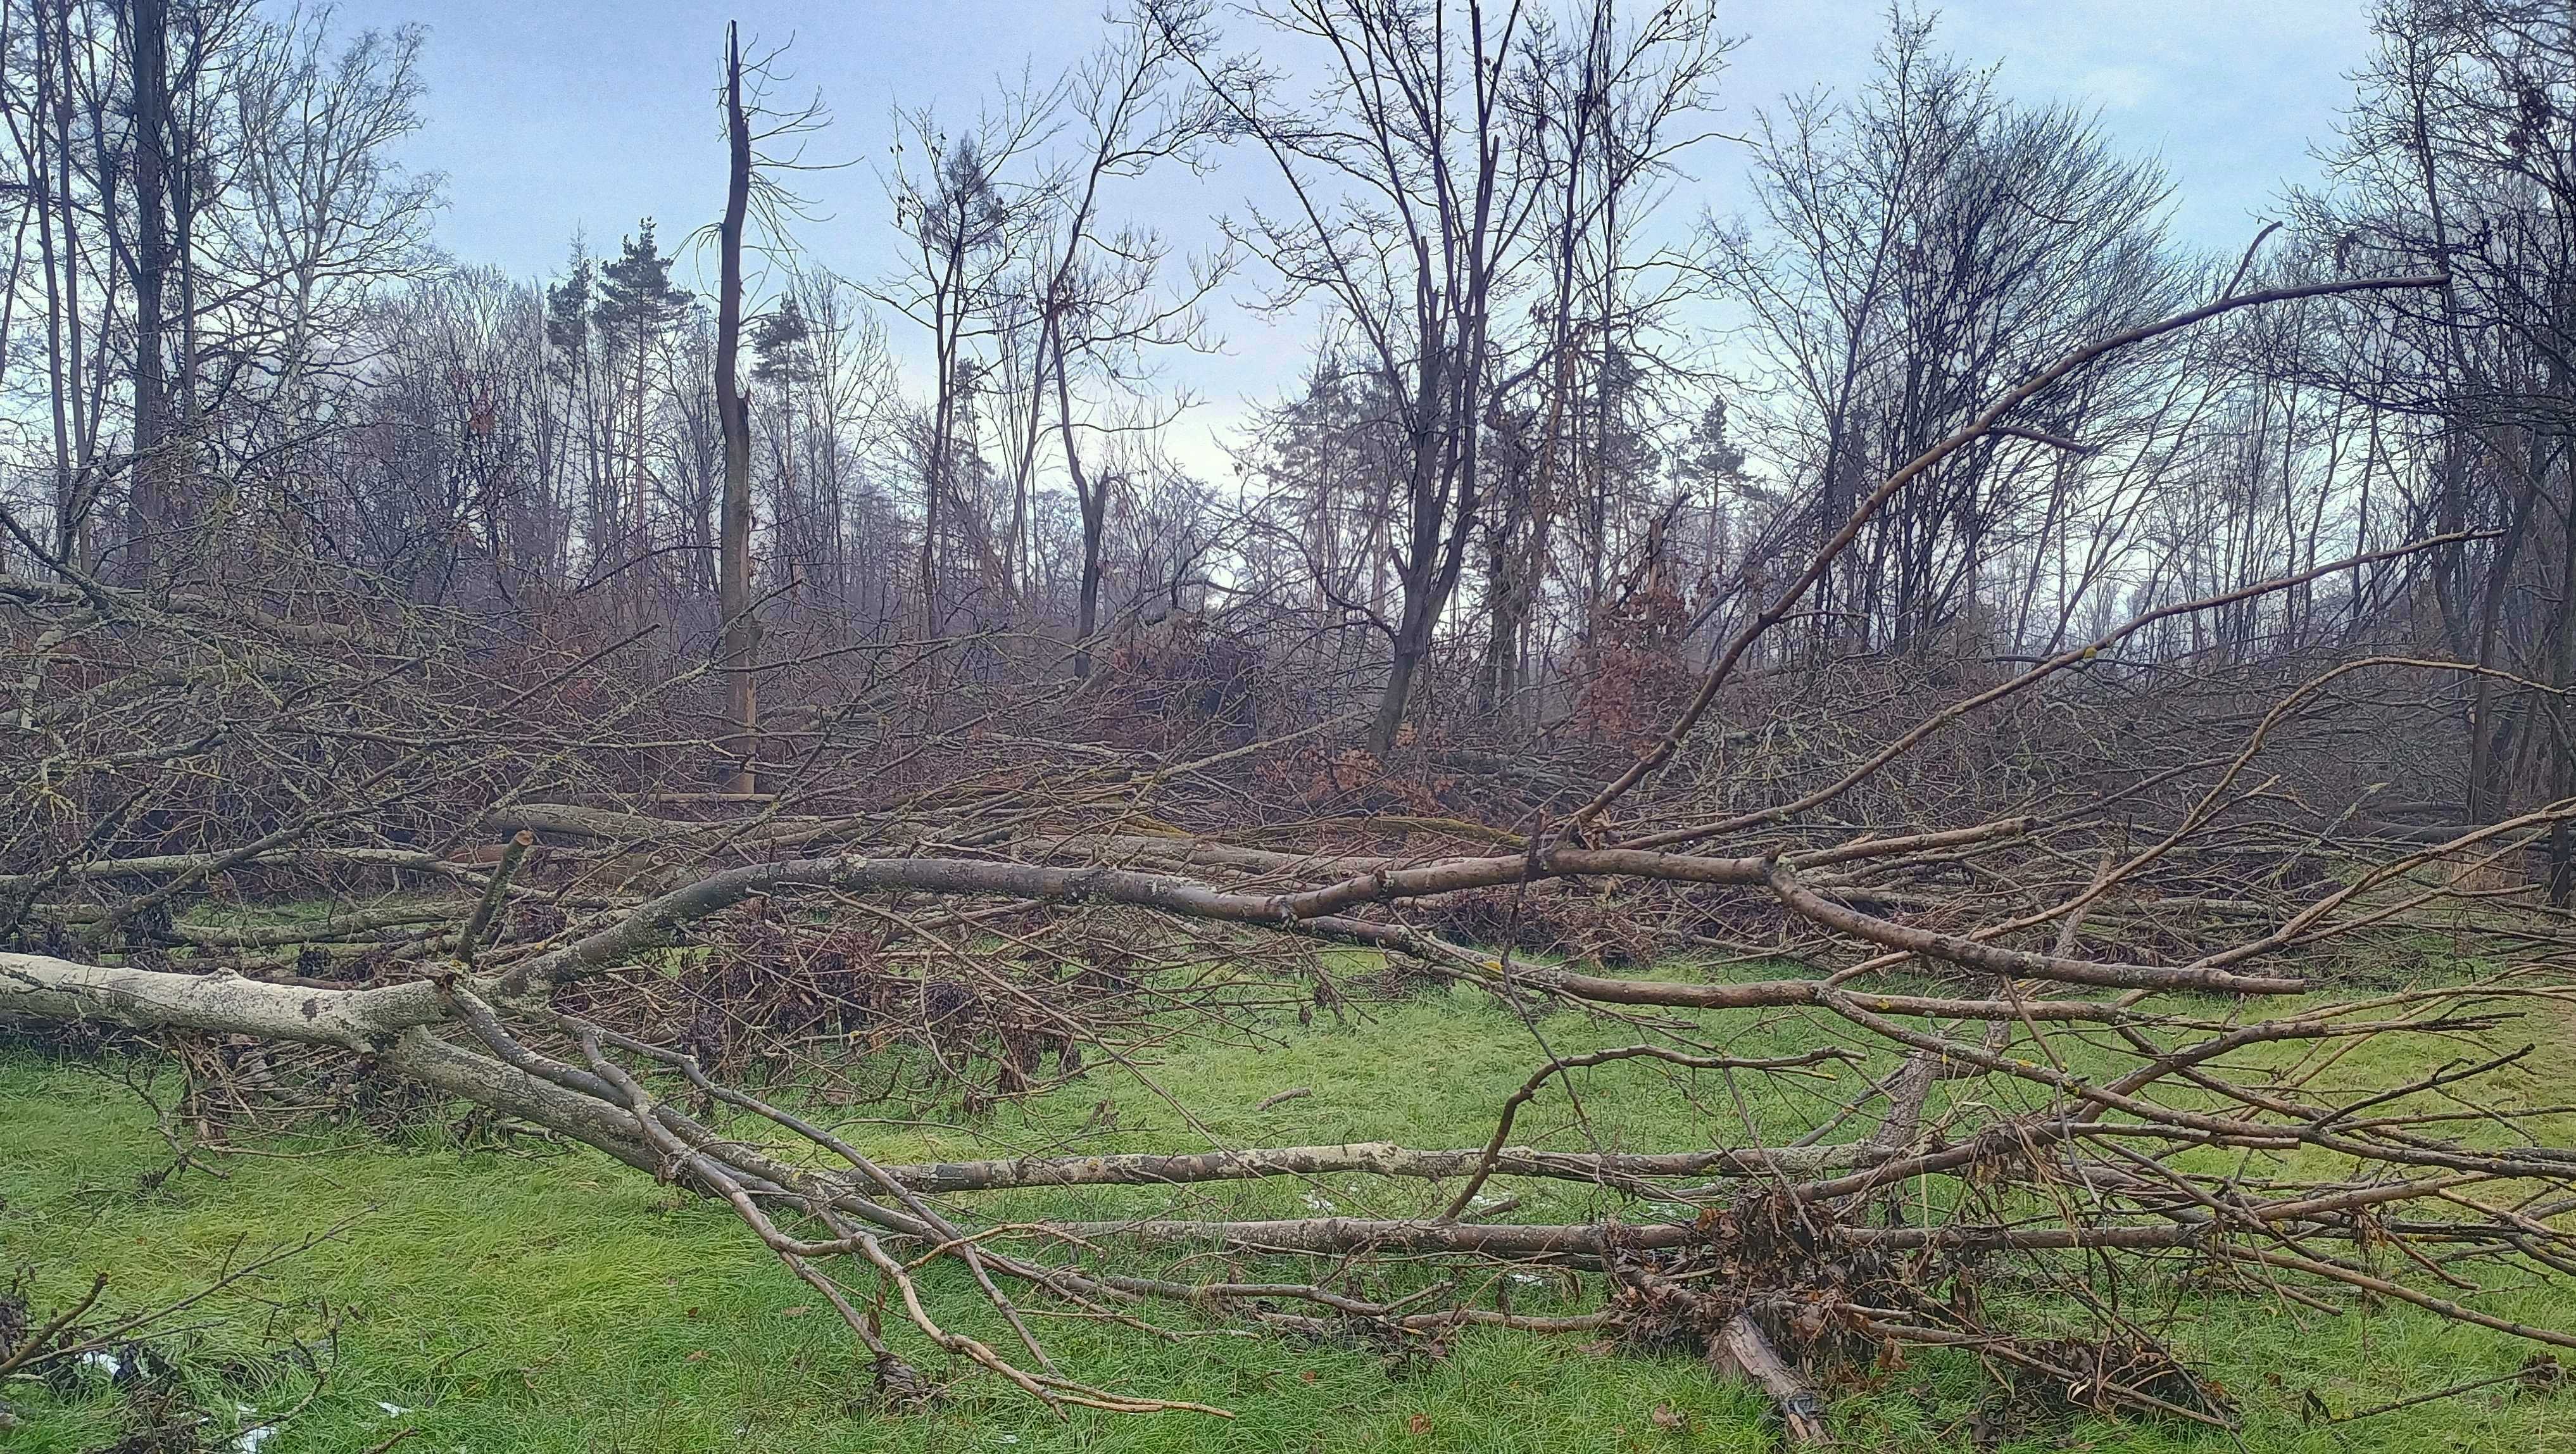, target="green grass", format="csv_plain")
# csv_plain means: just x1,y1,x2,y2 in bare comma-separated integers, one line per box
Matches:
7,981,2576,1452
